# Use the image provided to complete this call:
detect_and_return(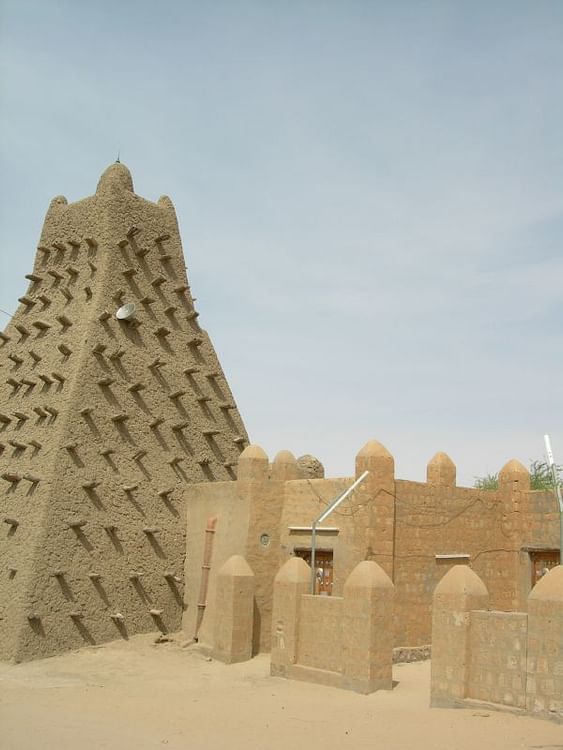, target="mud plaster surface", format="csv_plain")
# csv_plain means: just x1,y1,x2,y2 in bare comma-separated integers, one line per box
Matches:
0,163,248,661
0,634,561,750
